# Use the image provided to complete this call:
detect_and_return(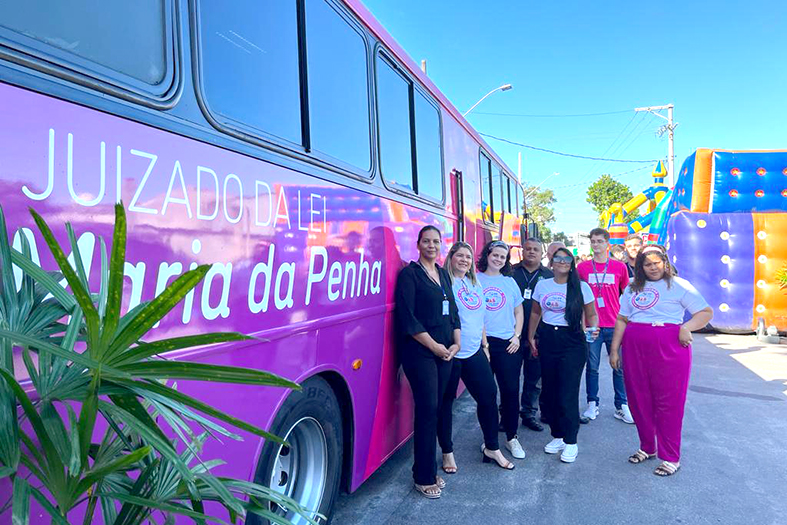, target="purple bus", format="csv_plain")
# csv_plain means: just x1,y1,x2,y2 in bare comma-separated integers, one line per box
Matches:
0,1,525,522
